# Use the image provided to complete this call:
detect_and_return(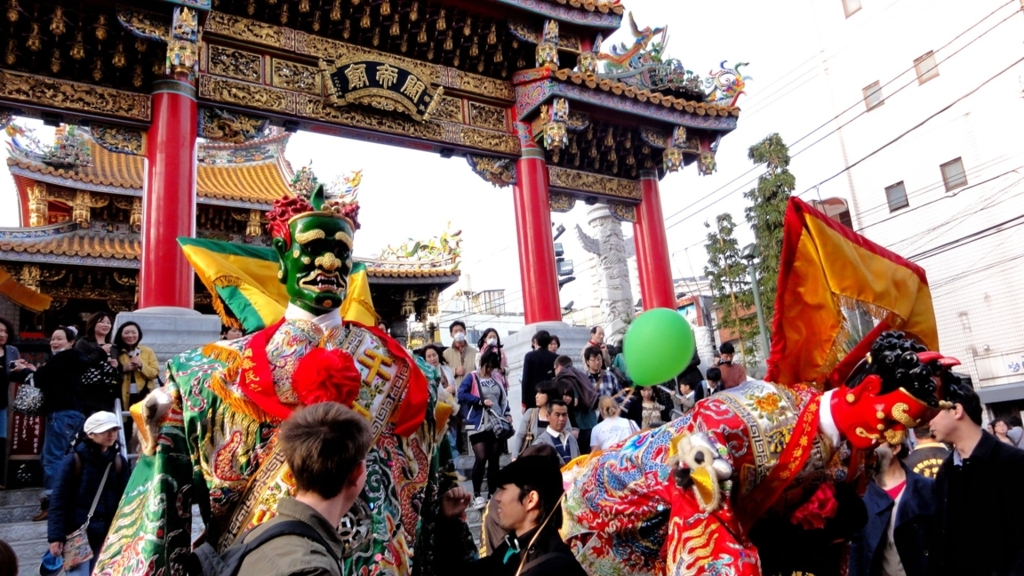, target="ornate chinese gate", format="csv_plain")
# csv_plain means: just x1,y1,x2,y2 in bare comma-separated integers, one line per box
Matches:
0,0,744,323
